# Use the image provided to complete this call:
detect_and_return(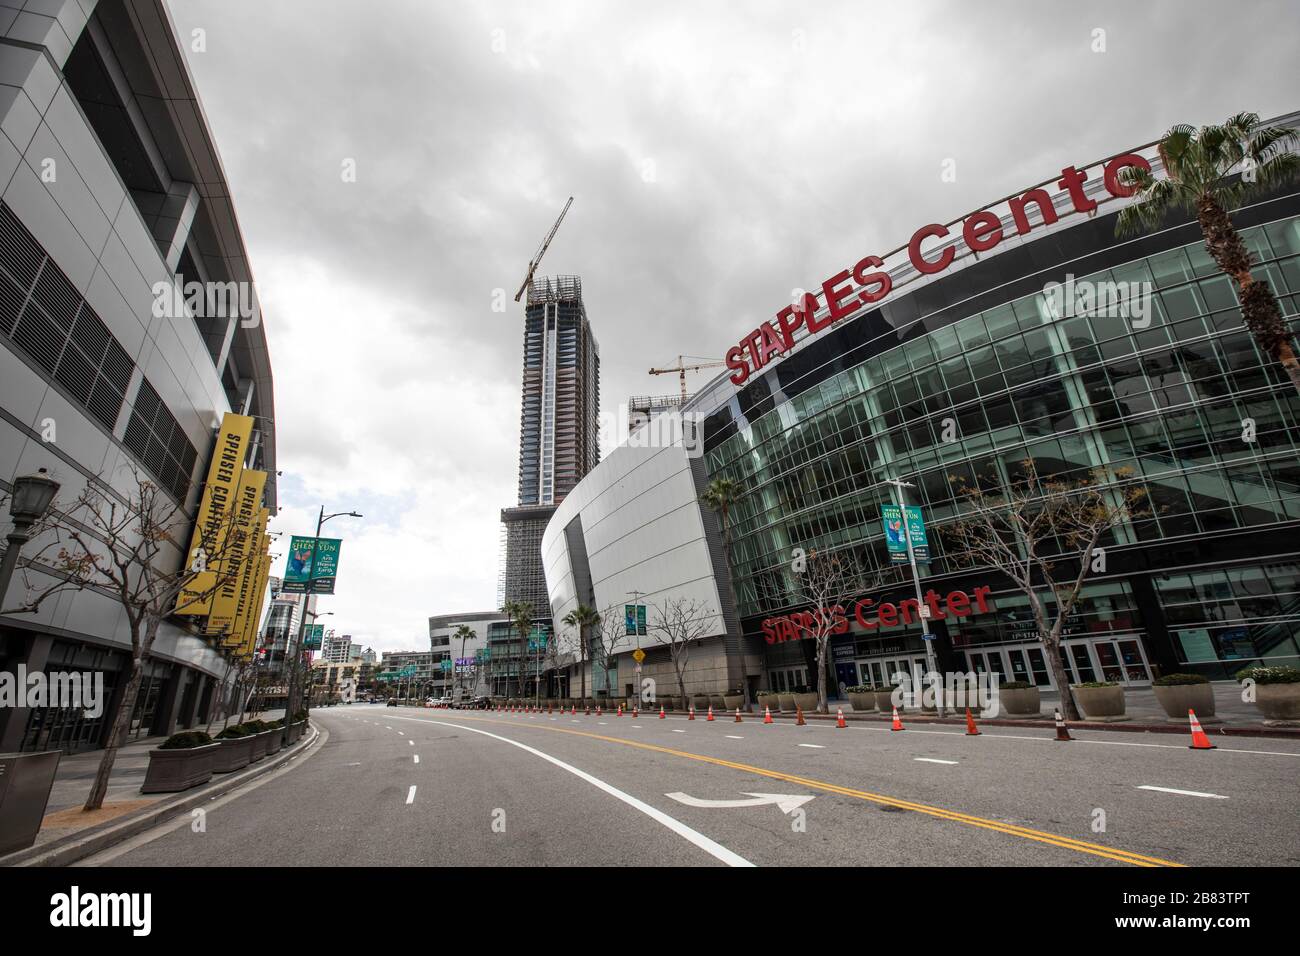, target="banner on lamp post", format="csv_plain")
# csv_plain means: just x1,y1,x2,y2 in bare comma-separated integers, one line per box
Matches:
282,536,344,594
